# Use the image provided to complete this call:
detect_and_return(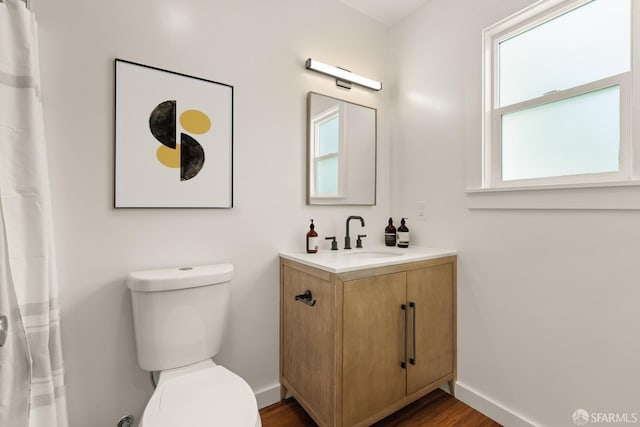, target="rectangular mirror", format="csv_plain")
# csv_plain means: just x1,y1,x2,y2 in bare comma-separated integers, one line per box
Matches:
307,92,377,205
